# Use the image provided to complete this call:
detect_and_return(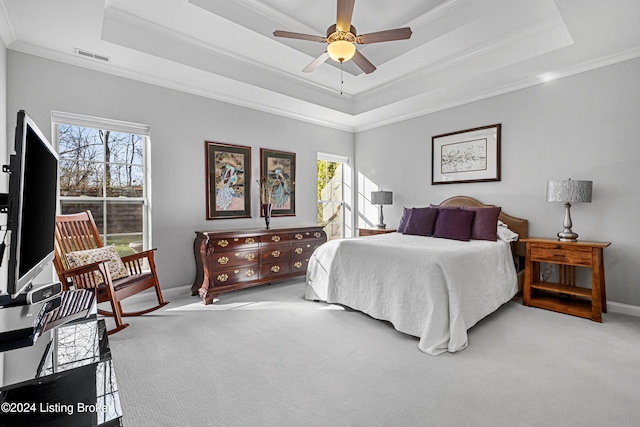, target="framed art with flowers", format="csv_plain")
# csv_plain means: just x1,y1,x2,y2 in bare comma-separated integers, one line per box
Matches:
259,148,296,216
205,141,251,220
